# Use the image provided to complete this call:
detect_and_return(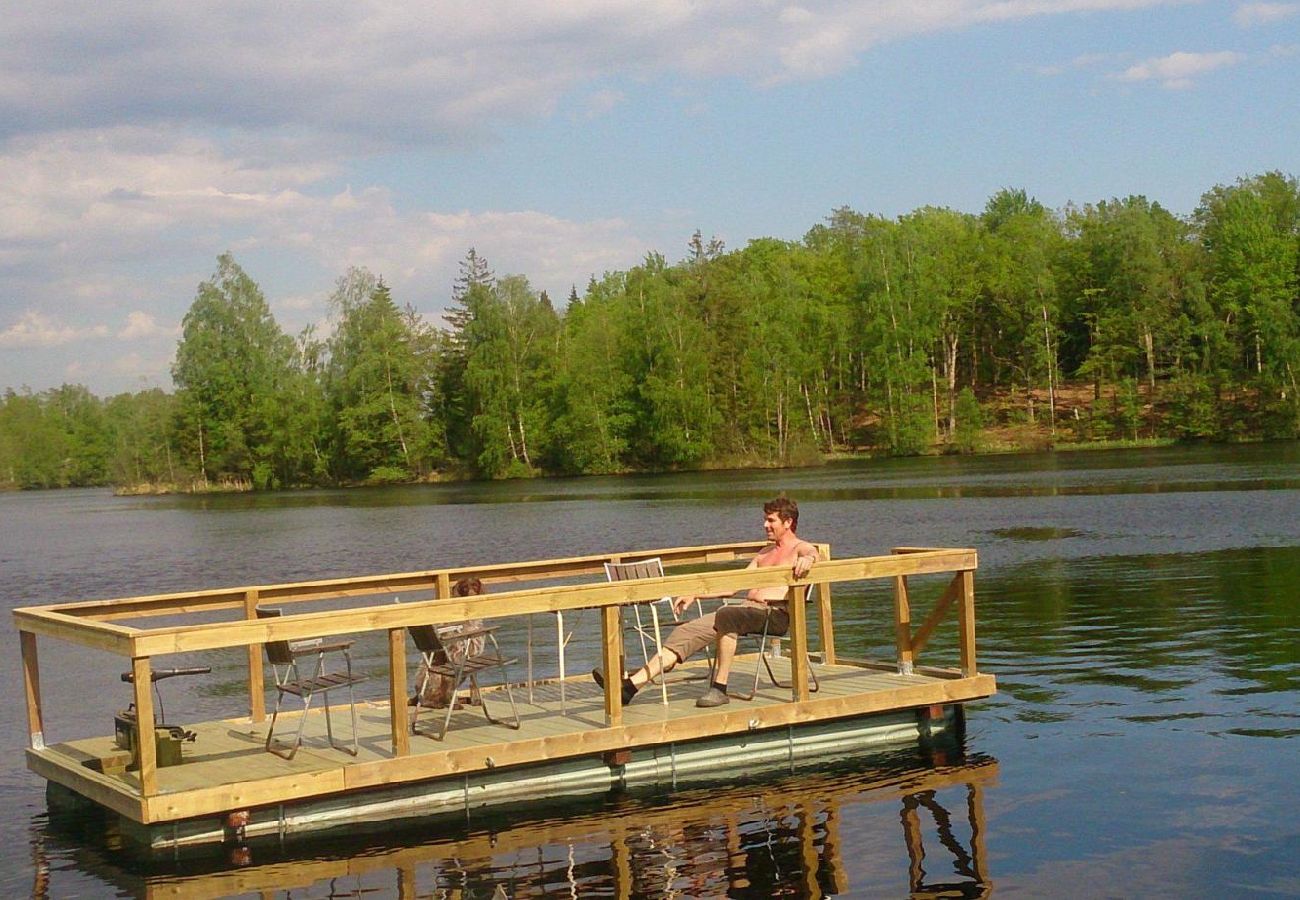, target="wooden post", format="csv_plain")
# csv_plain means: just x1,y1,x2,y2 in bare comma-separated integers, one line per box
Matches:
815,542,836,664
435,572,451,599
131,656,157,797
957,569,977,676
244,588,265,723
388,627,410,757
893,575,915,675
21,631,44,750
601,605,623,726
788,585,810,703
